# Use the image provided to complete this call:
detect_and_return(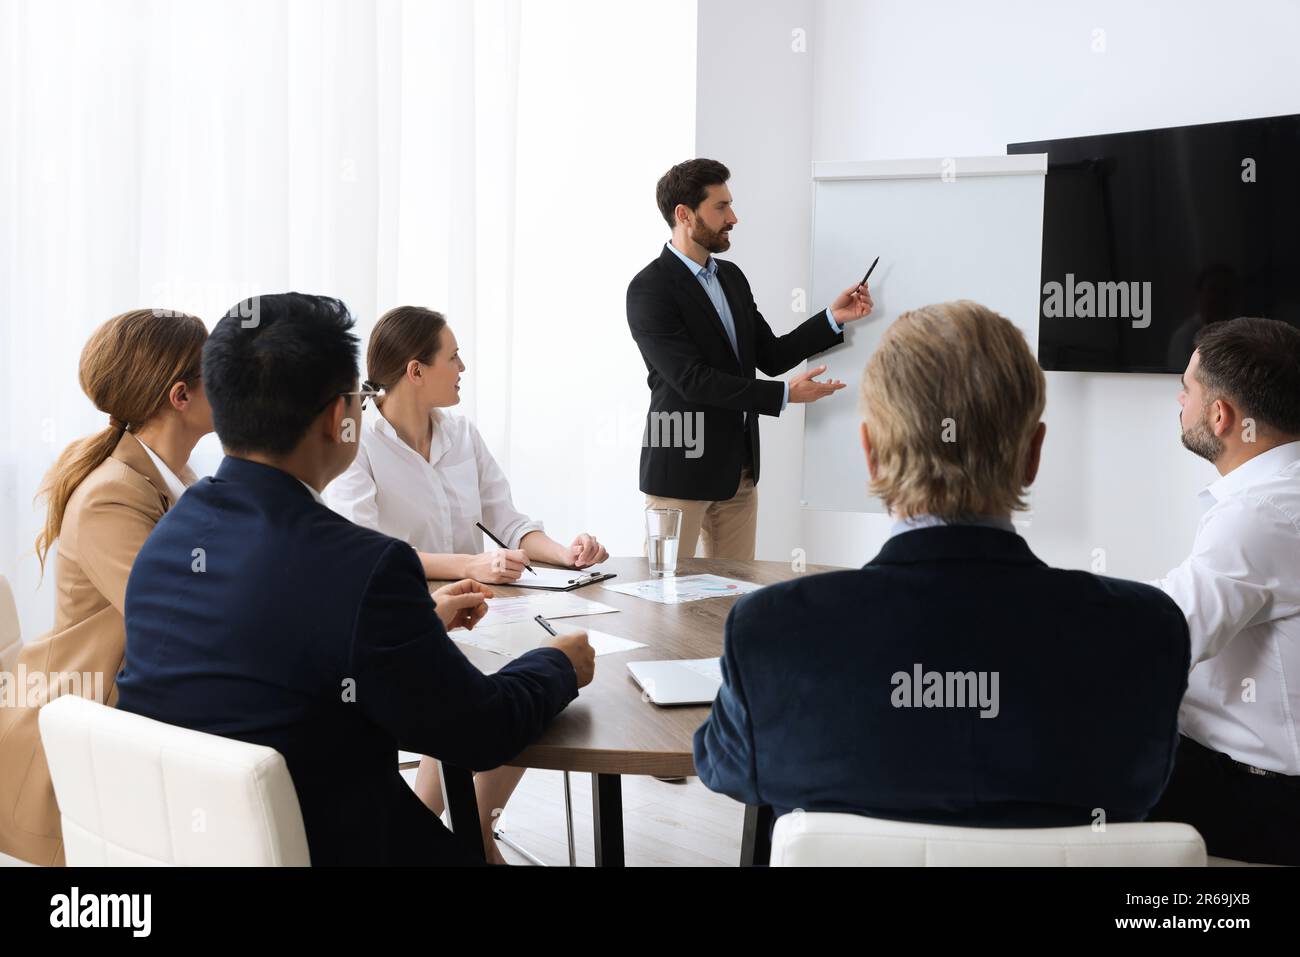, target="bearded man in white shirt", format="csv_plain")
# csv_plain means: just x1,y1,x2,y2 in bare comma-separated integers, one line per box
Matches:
1147,316,1300,865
